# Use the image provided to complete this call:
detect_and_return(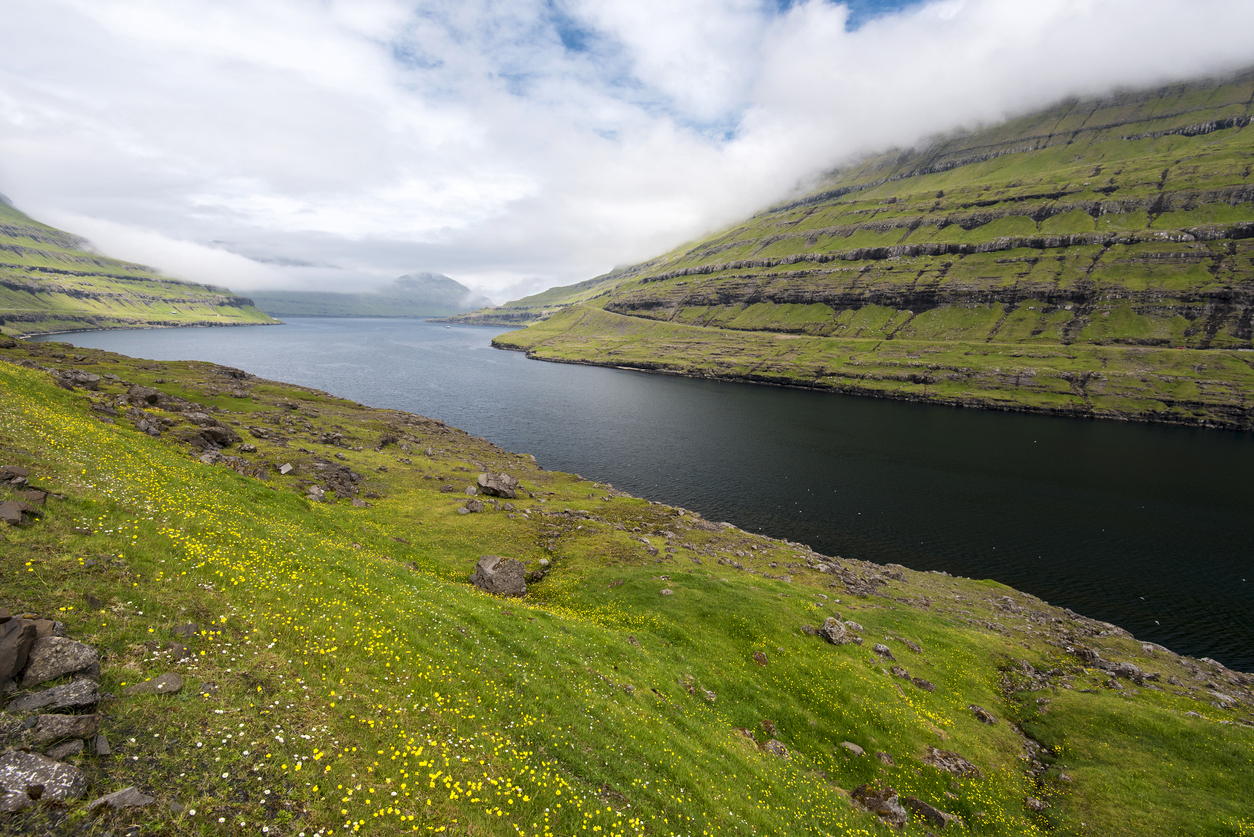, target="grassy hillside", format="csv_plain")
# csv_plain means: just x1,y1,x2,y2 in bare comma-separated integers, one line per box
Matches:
2,339,1252,836
0,201,277,336
497,69,1254,428
252,274,492,319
